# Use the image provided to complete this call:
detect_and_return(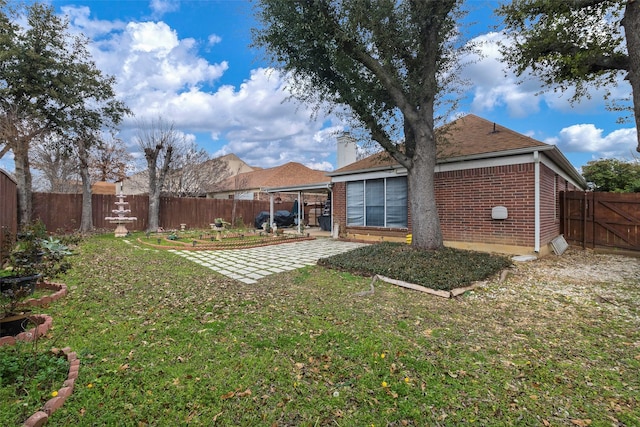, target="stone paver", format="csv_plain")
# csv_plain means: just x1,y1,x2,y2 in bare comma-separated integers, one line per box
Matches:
169,239,366,284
